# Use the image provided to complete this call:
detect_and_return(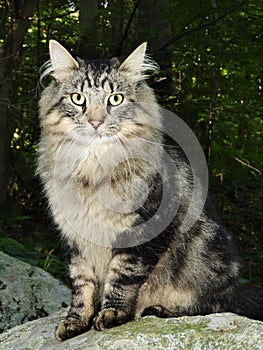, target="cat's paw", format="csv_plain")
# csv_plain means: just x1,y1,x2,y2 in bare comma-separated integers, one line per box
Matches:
93,308,130,331
142,305,178,318
55,317,90,341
